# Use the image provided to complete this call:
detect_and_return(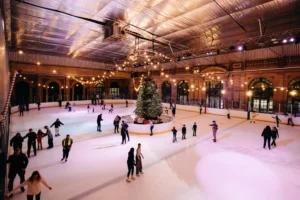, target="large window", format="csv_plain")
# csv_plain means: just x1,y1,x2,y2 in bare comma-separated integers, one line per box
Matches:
74,82,83,100
48,82,59,102
110,82,119,98
96,83,105,99
248,77,273,113
162,81,172,103
177,80,189,104
206,80,223,108
287,77,300,114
